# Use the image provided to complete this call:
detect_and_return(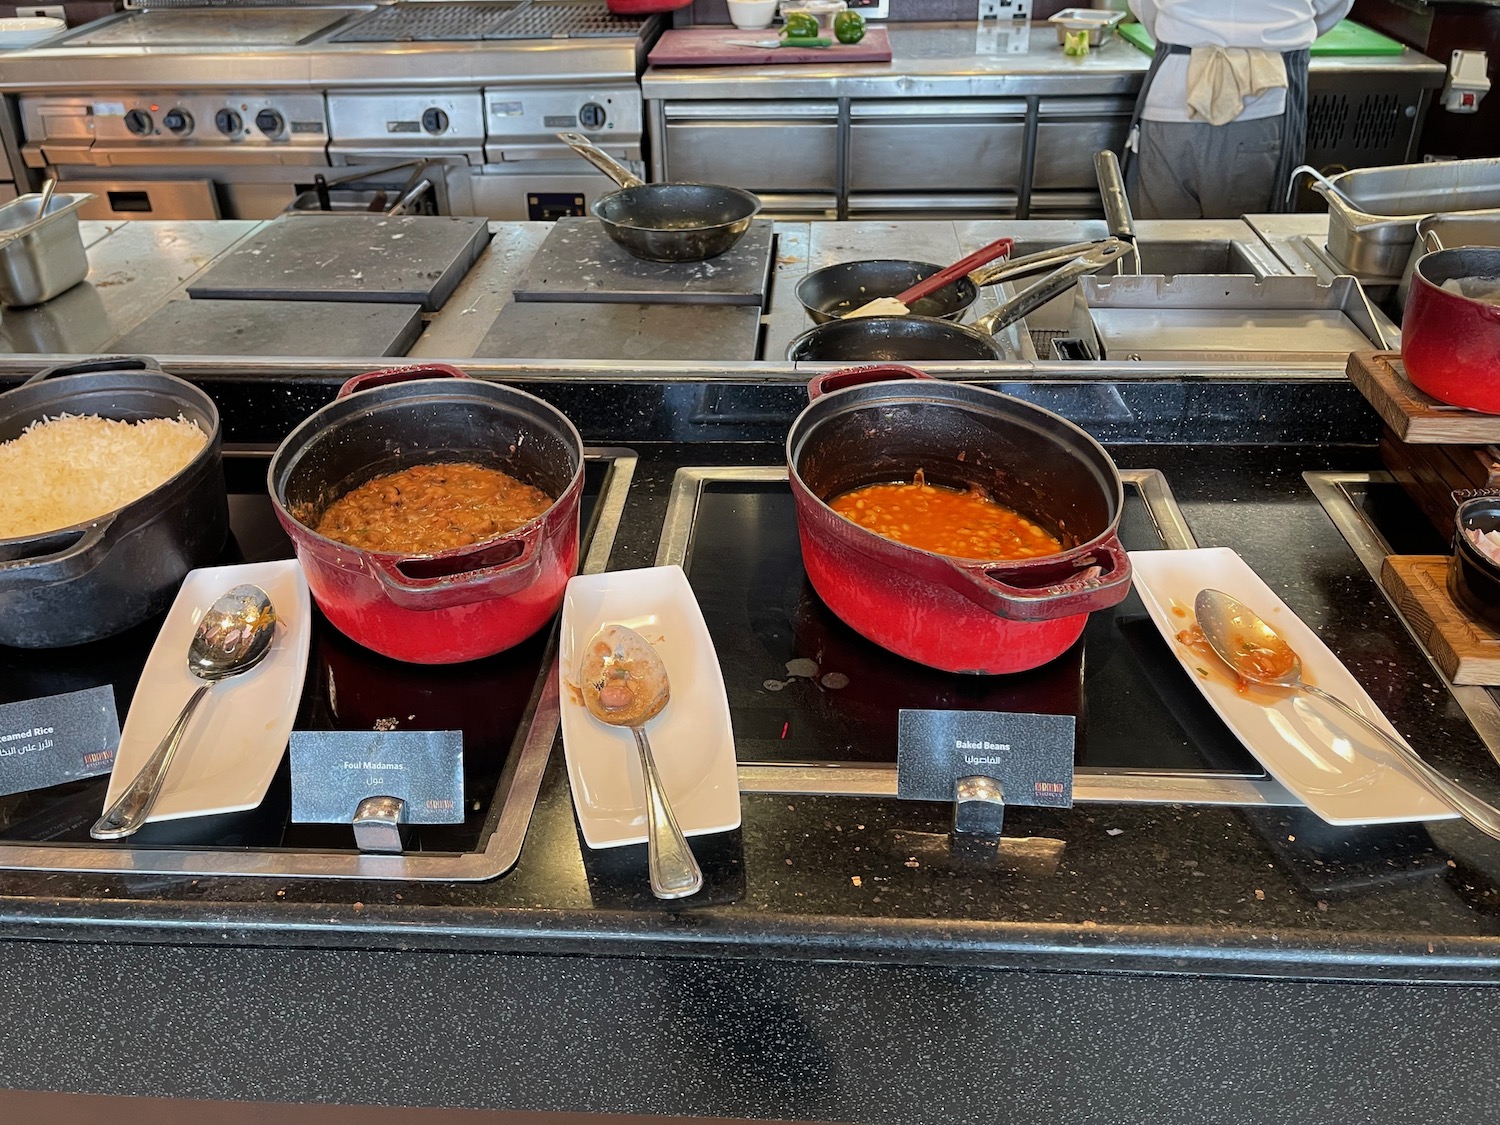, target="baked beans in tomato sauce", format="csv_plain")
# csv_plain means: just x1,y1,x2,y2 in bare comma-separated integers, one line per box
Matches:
828,470,1062,561
315,462,553,555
